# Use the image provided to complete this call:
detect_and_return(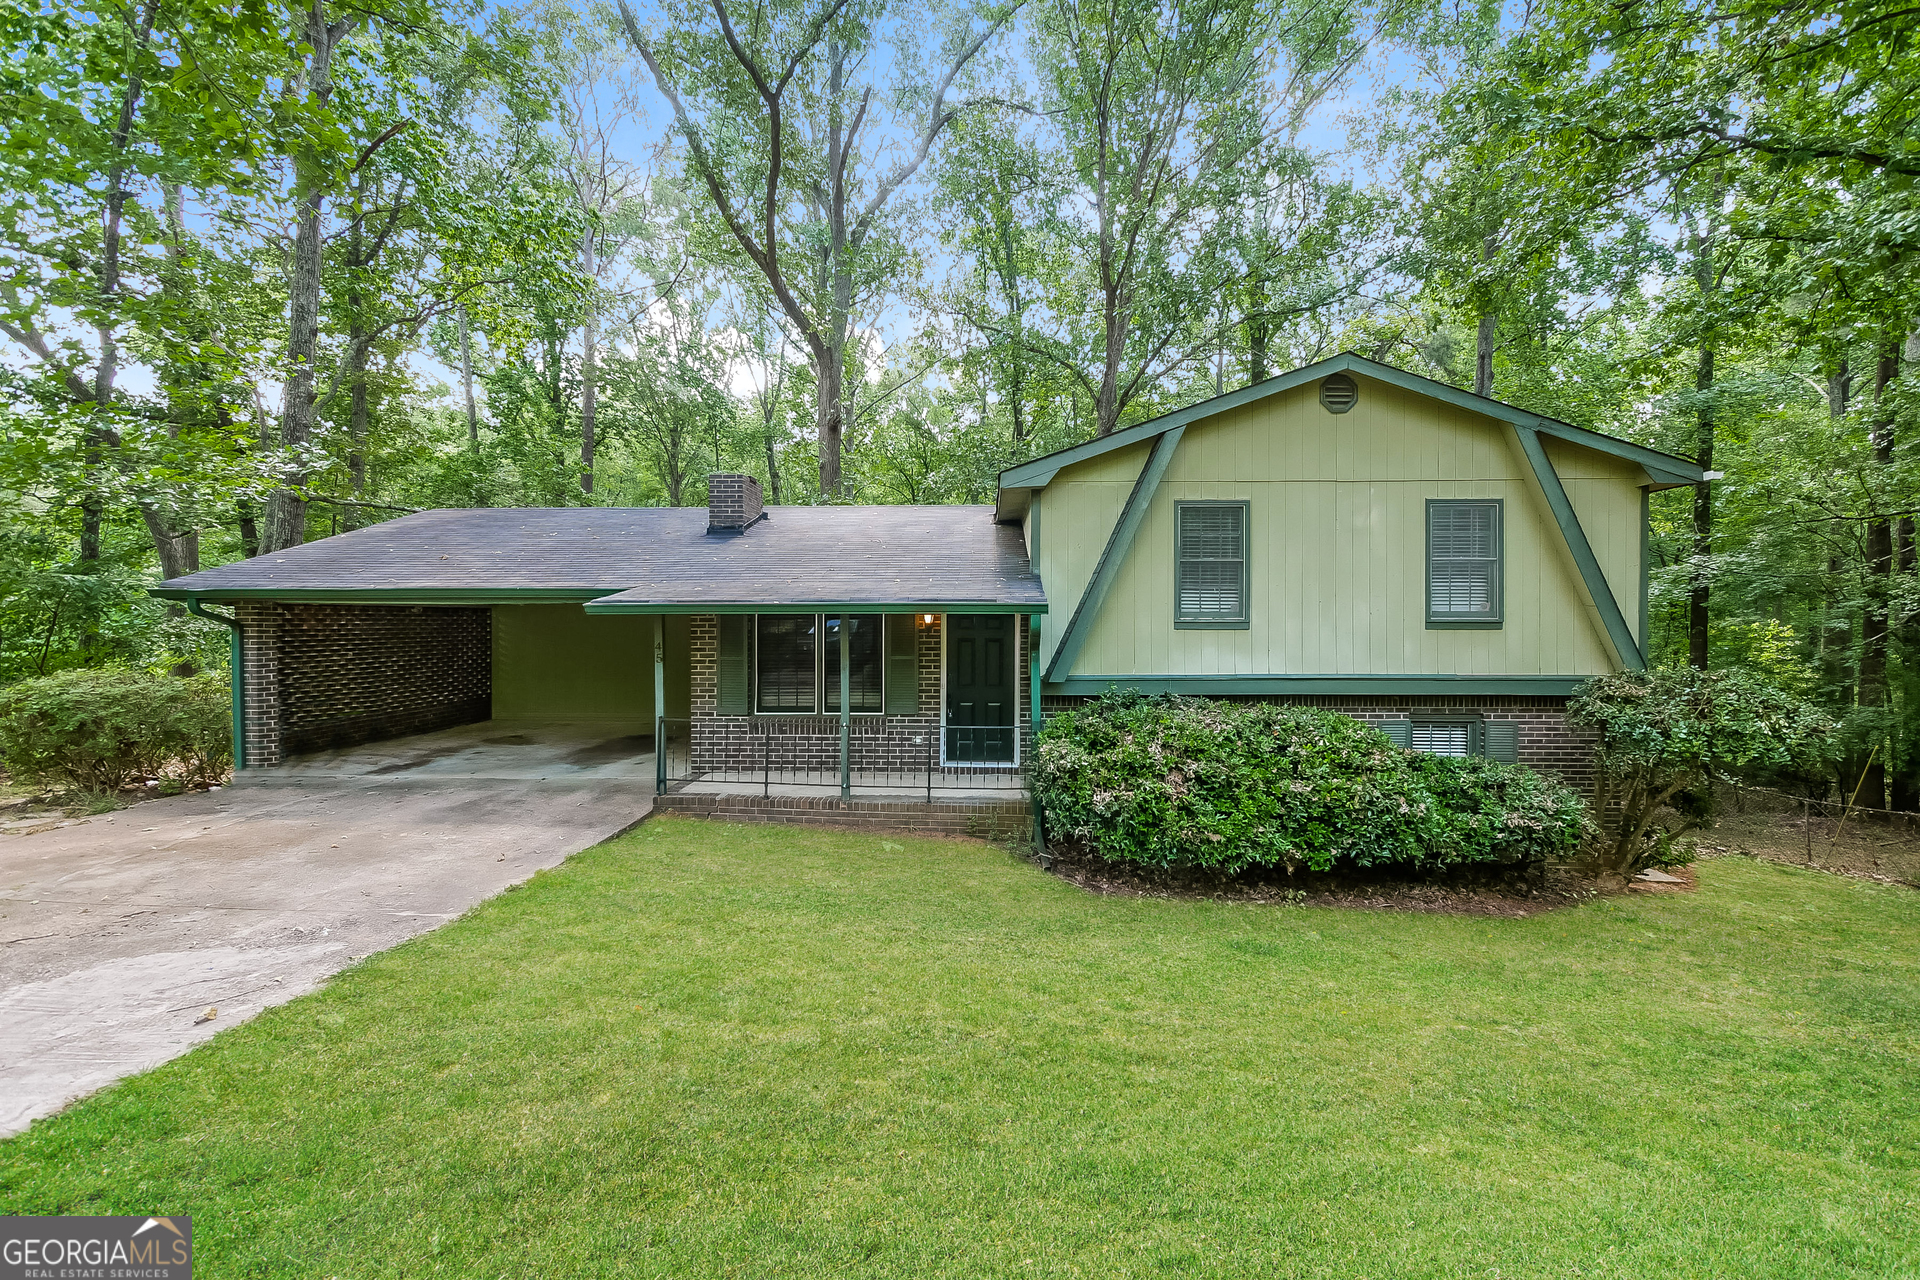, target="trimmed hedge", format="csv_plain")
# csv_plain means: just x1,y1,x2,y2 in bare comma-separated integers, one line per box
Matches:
0,667,232,791
1030,692,1588,873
